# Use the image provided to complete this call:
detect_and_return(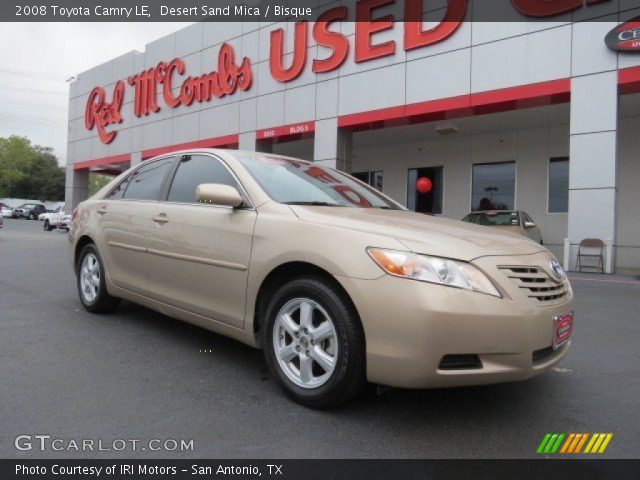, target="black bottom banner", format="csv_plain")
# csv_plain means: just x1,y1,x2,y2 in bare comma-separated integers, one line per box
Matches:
3,459,639,480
